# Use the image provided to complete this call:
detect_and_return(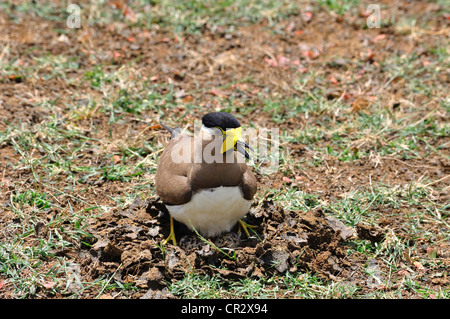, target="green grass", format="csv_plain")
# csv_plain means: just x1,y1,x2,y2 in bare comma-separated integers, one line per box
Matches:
0,0,300,35
318,0,362,15
169,271,360,298
130,0,300,34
